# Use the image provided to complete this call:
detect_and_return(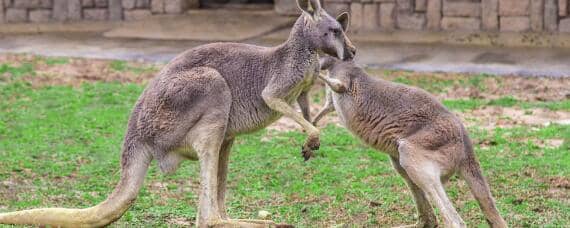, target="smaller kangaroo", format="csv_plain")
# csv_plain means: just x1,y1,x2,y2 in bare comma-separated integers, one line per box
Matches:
313,57,508,228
